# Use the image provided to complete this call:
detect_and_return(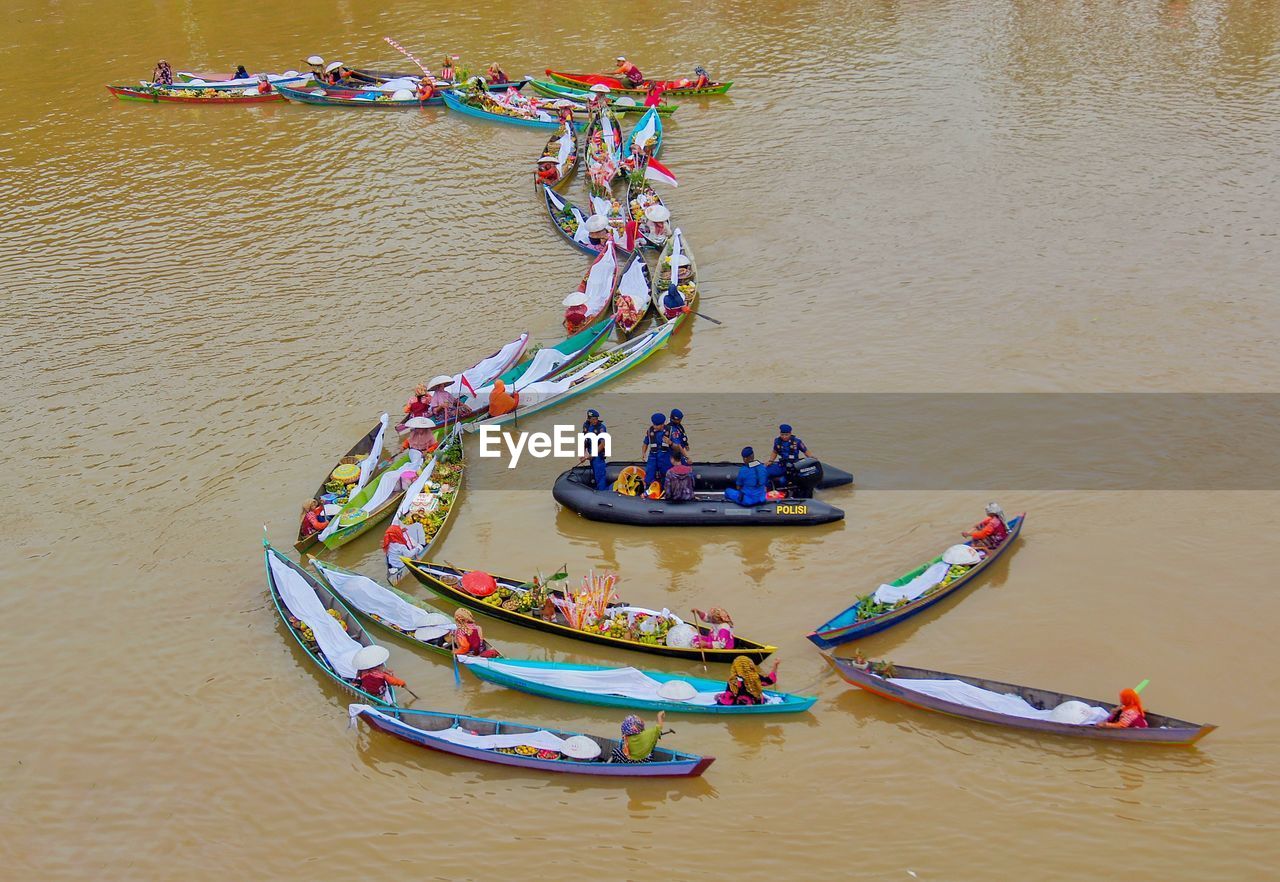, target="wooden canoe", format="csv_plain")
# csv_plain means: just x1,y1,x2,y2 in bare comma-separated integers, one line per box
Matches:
439,89,585,130
459,656,817,715
460,322,675,431
263,542,397,707
350,704,714,777
612,252,653,338
383,434,465,584
347,68,528,90
547,69,733,97
651,228,699,329
824,655,1216,745
275,82,439,107
296,415,389,553
622,106,663,160
584,105,624,198
626,172,671,251
310,559,499,660
108,85,284,104
527,78,678,114
535,122,577,190
402,560,776,662
564,241,621,334
806,515,1025,648
164,72,311,90
317,449,416,551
